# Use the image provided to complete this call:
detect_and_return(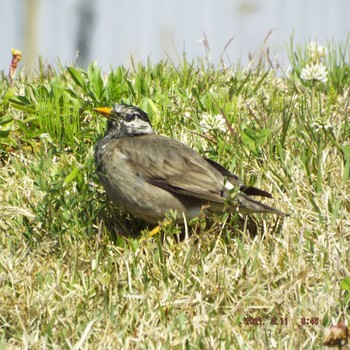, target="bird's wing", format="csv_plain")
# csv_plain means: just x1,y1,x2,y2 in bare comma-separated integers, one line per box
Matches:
117,134,228,204
204,157,272,198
